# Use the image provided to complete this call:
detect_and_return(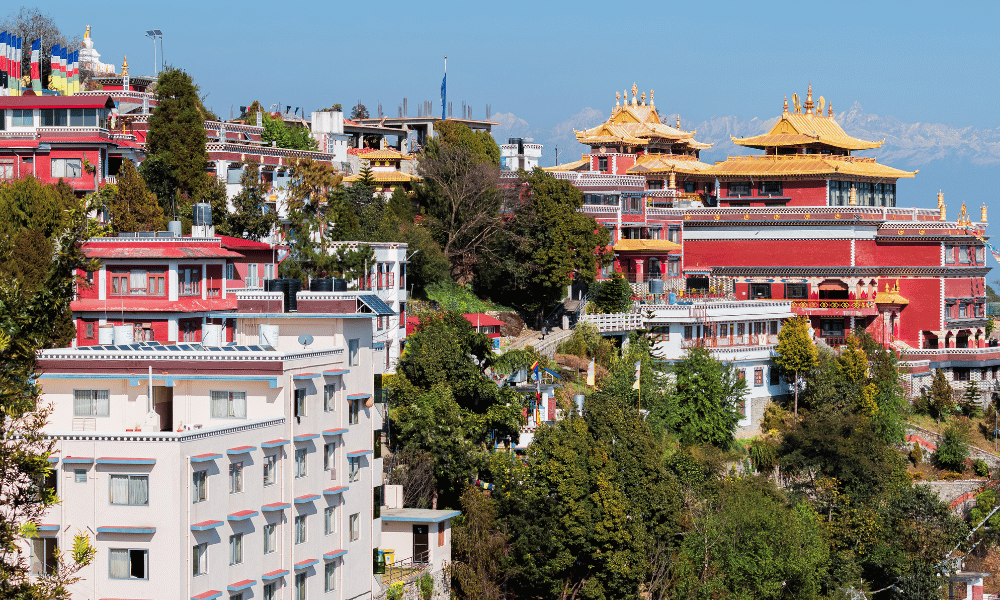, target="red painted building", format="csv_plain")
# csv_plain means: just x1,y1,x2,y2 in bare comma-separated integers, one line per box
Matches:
545,84,993,392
